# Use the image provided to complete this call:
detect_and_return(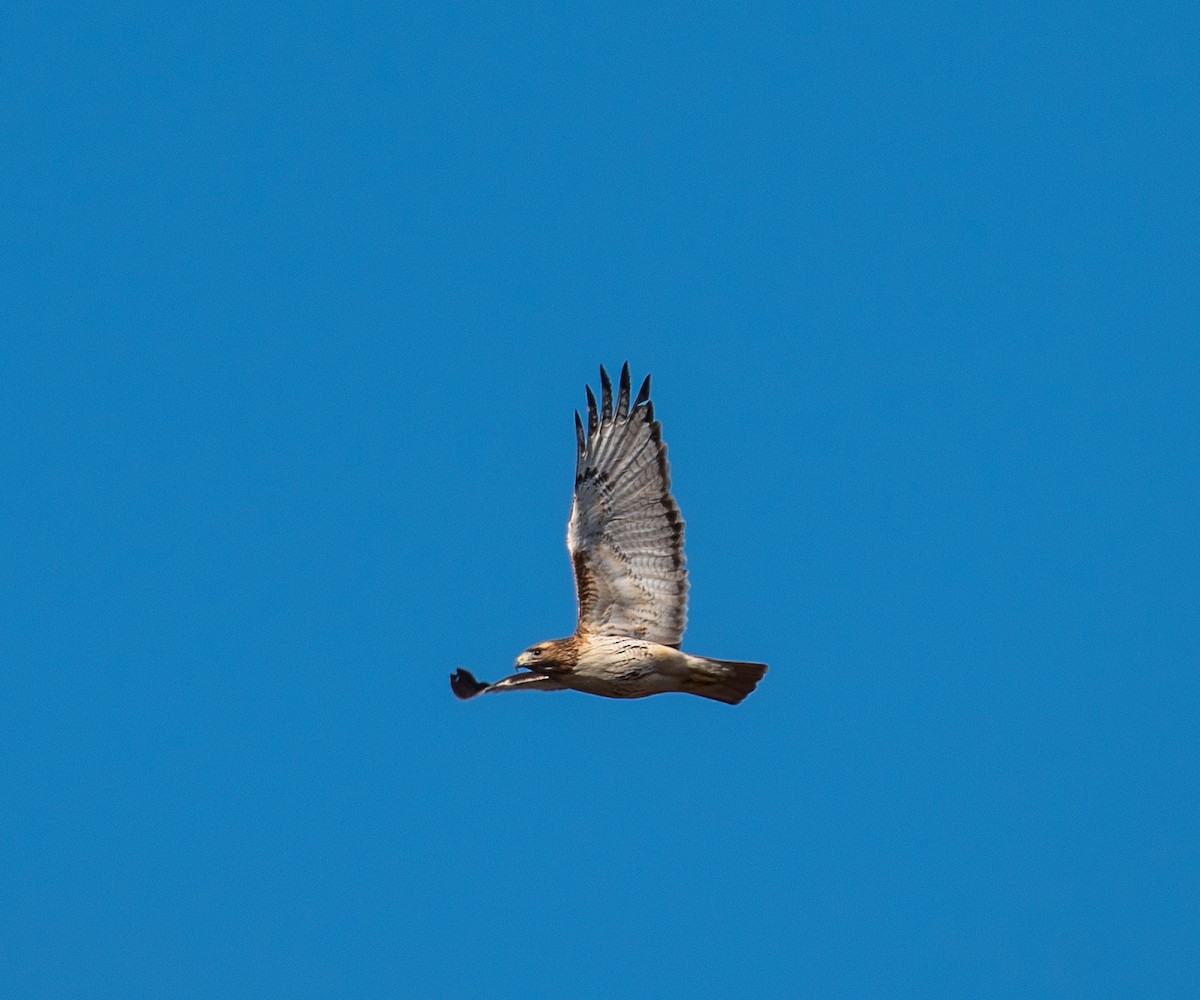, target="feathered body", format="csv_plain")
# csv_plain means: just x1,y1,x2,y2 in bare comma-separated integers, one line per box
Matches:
450,364,766,705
